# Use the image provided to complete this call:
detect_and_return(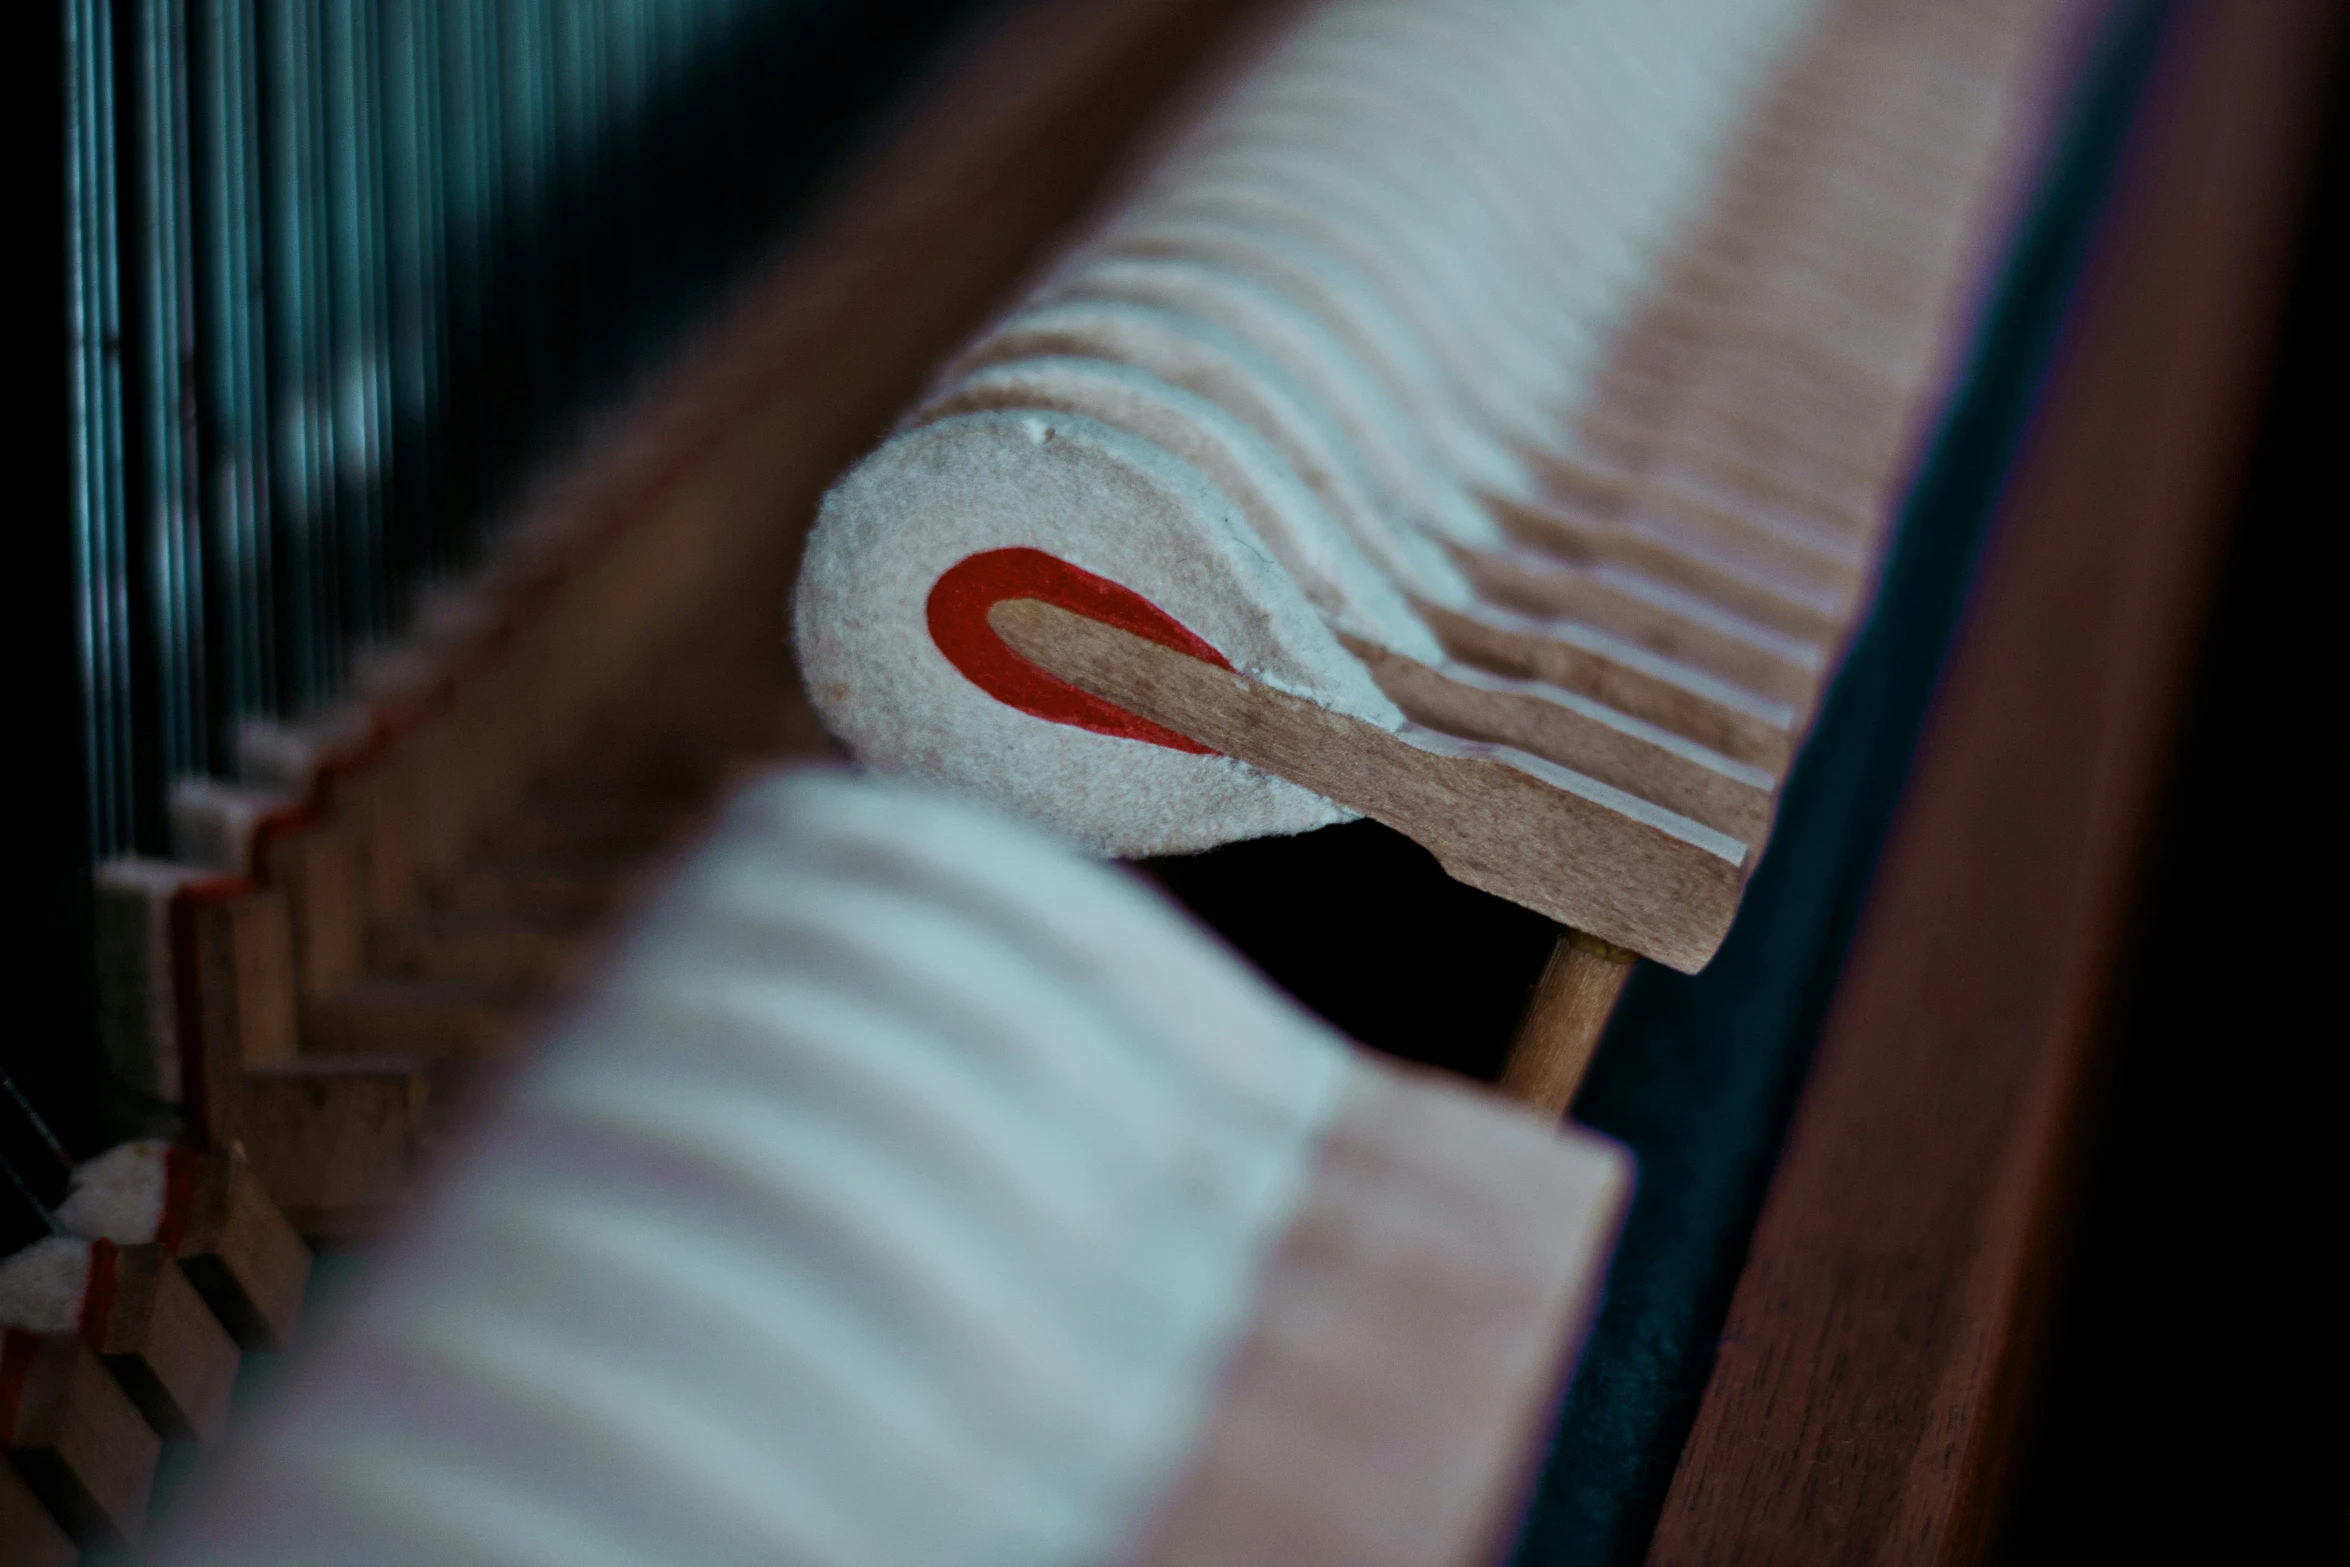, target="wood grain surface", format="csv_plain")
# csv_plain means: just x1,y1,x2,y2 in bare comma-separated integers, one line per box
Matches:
241,1058,432,1240
1339,635,1777,844
989,598,1750,971
1,1329,158,1549
176,1153,309,1354
95,1244,239,1444
1123,1061,1630,1567
1498,935,1638,1119
1645,2,2343,1561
